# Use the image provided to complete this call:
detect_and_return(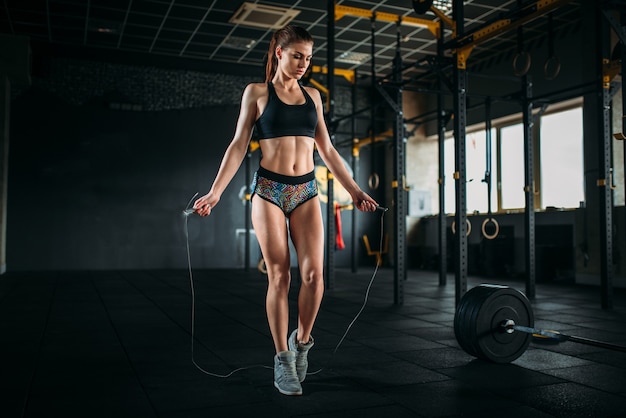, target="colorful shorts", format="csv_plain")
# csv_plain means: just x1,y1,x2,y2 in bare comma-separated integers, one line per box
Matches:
251,166,318,216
